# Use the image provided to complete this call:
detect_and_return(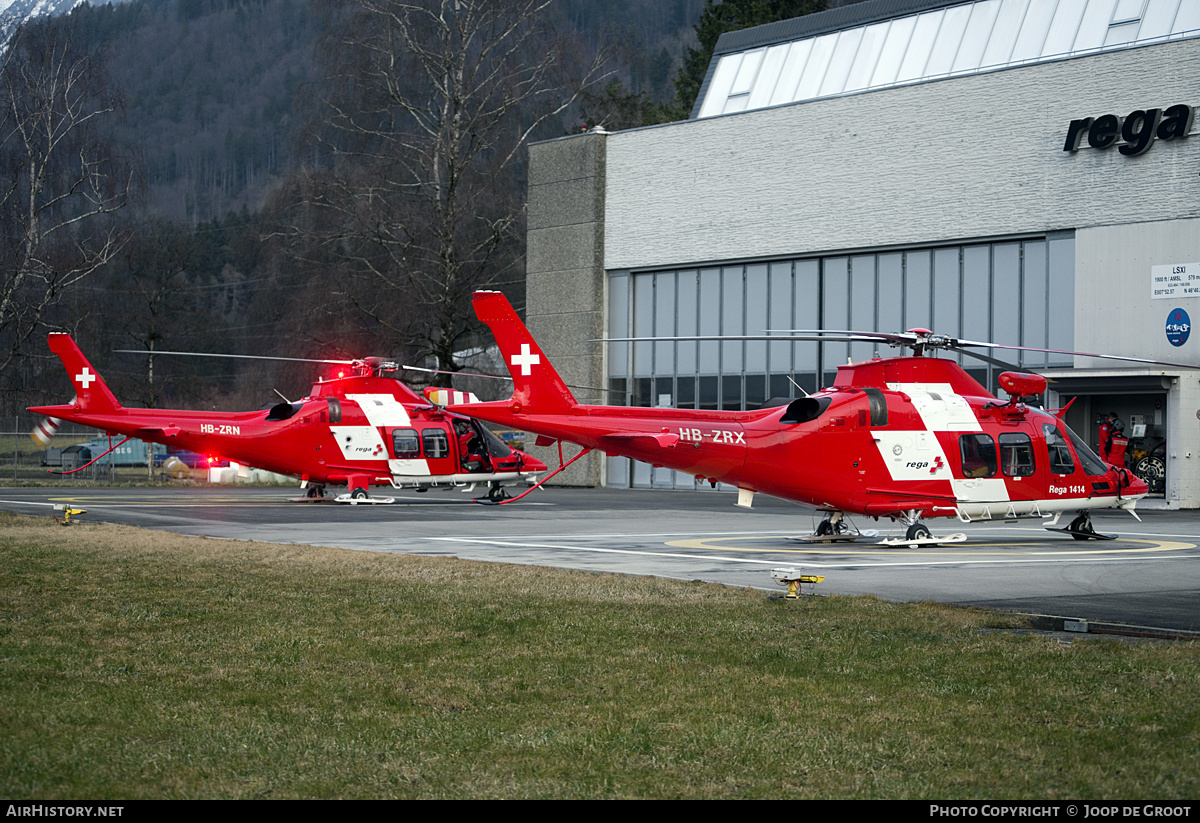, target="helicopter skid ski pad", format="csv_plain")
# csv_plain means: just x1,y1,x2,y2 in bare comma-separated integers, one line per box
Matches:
1045,526,1117,541
335,494,397,505
791,530,878,544
876,532,968,548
